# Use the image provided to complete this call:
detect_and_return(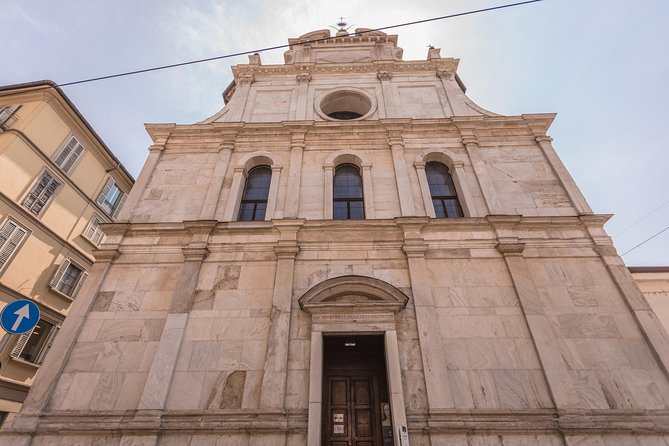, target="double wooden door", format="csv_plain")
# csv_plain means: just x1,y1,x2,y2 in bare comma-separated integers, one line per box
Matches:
323,372,381,446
